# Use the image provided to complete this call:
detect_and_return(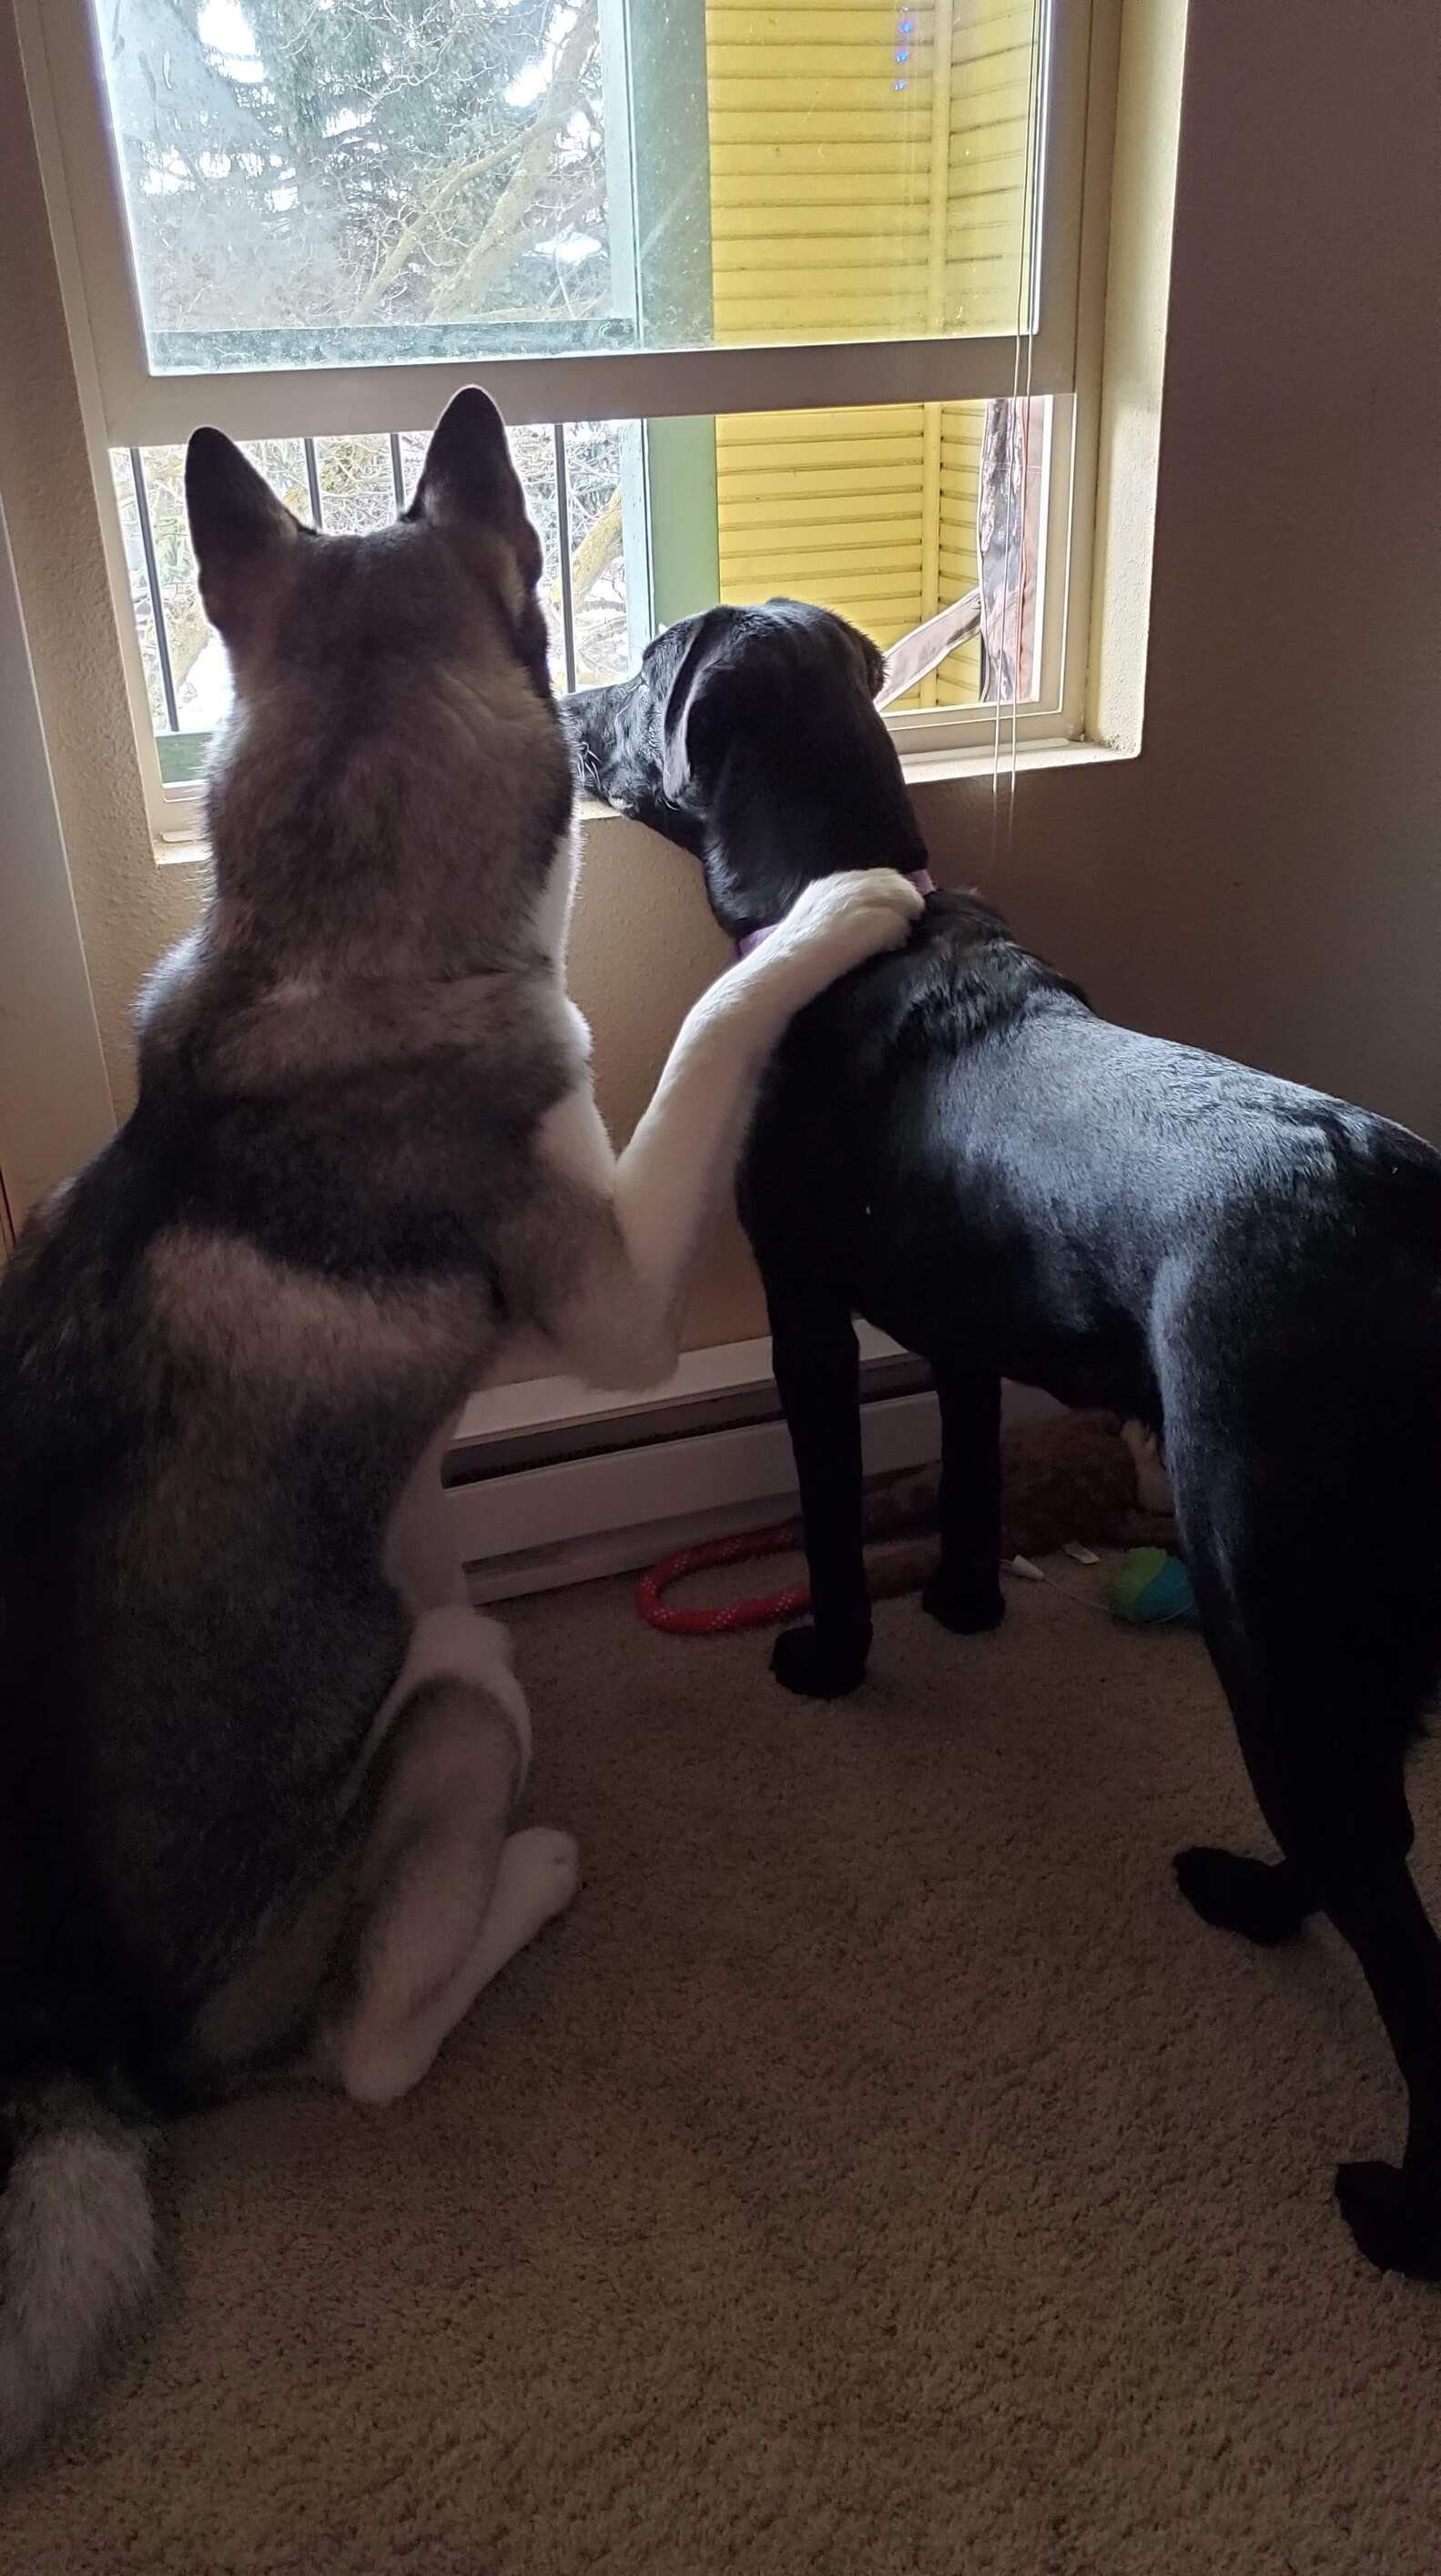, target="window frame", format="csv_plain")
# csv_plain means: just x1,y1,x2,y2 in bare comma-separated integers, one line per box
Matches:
19,0,1120,841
